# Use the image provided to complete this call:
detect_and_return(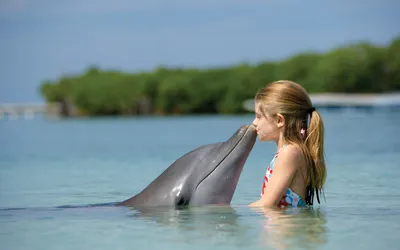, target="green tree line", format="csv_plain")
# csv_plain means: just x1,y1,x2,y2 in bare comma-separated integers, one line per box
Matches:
40,36,400,116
